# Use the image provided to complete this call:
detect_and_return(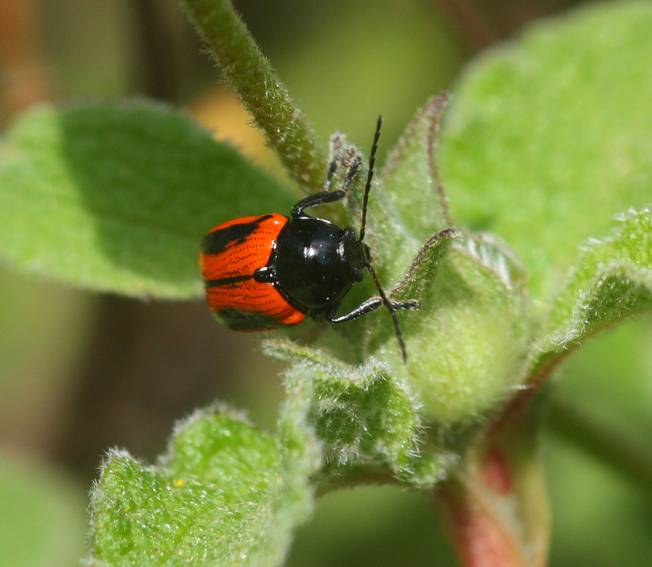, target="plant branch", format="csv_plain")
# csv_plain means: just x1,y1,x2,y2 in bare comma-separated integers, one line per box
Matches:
436,416,550,567
546,397,652,498
180,0,326,192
